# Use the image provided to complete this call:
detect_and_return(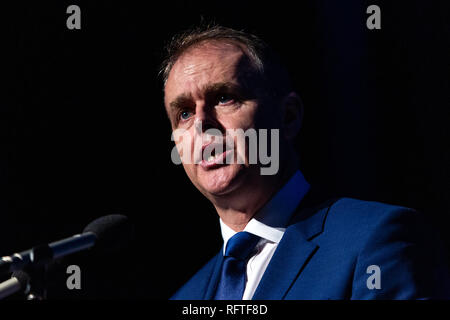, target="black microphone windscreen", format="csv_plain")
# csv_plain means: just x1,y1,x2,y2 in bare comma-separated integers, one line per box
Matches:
11,270,30,291
83,214,134,253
